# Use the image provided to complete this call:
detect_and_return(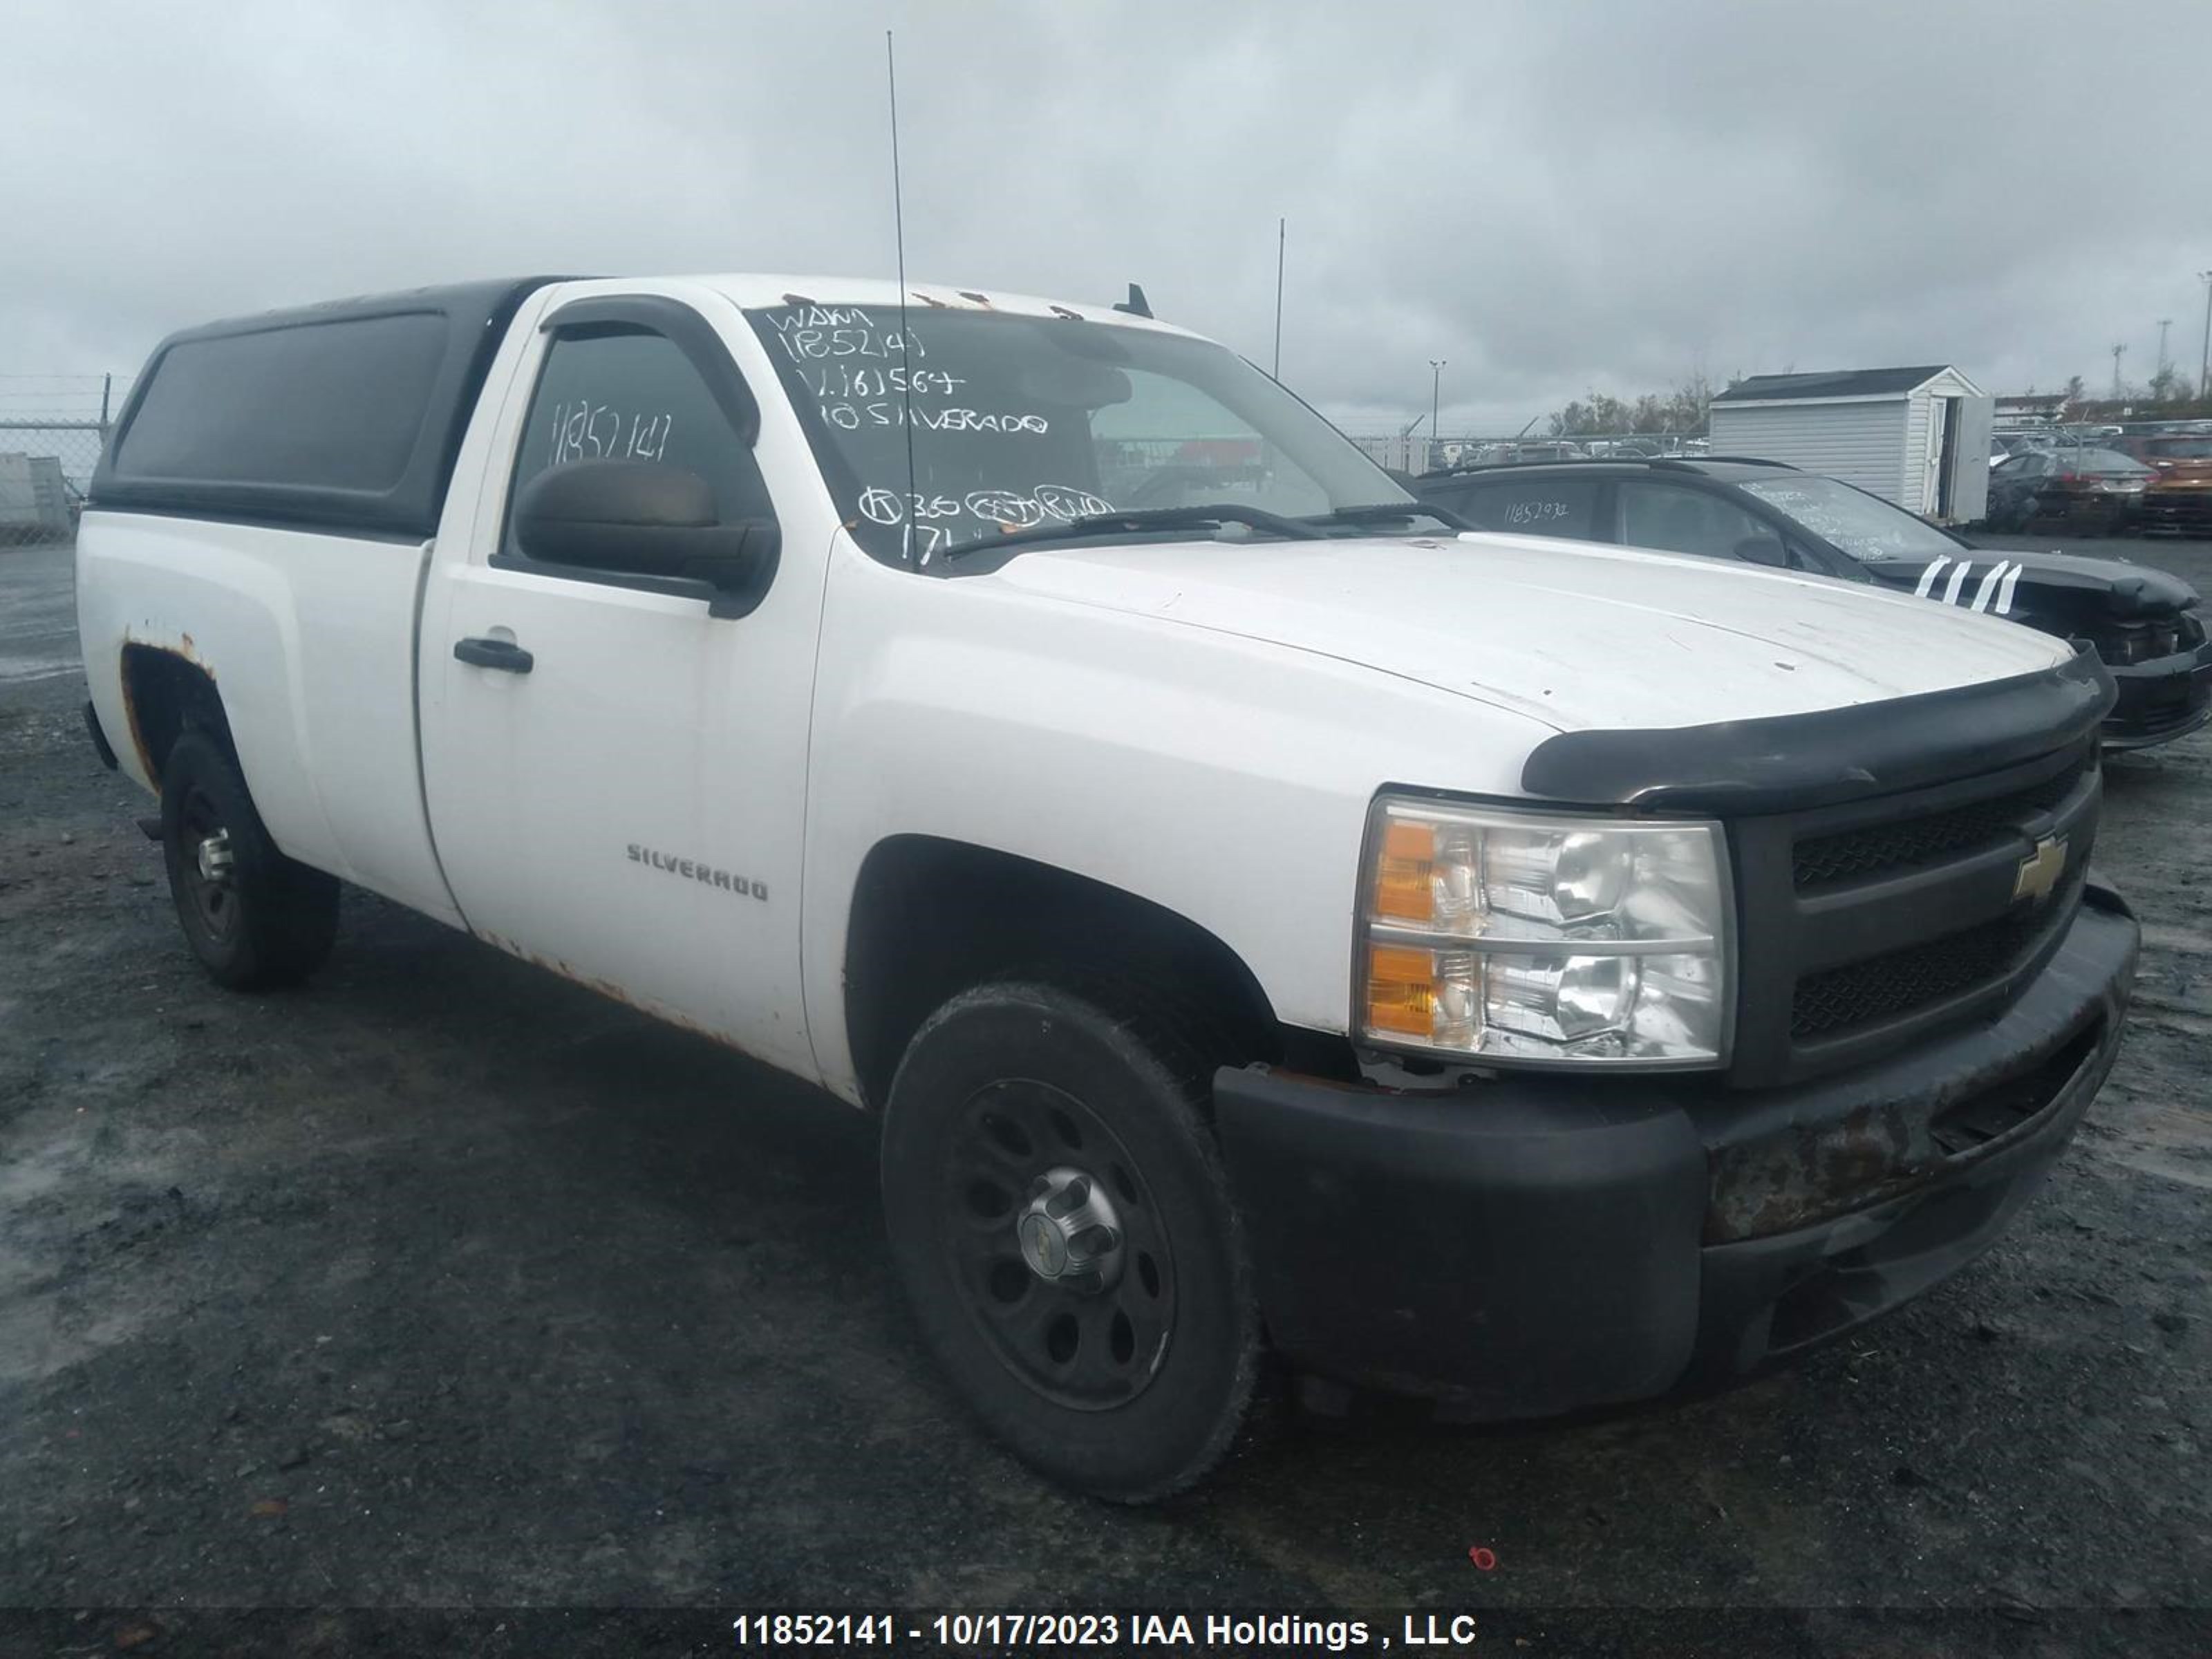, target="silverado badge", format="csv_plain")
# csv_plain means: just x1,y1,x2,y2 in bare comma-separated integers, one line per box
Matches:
2012,834,2067,904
